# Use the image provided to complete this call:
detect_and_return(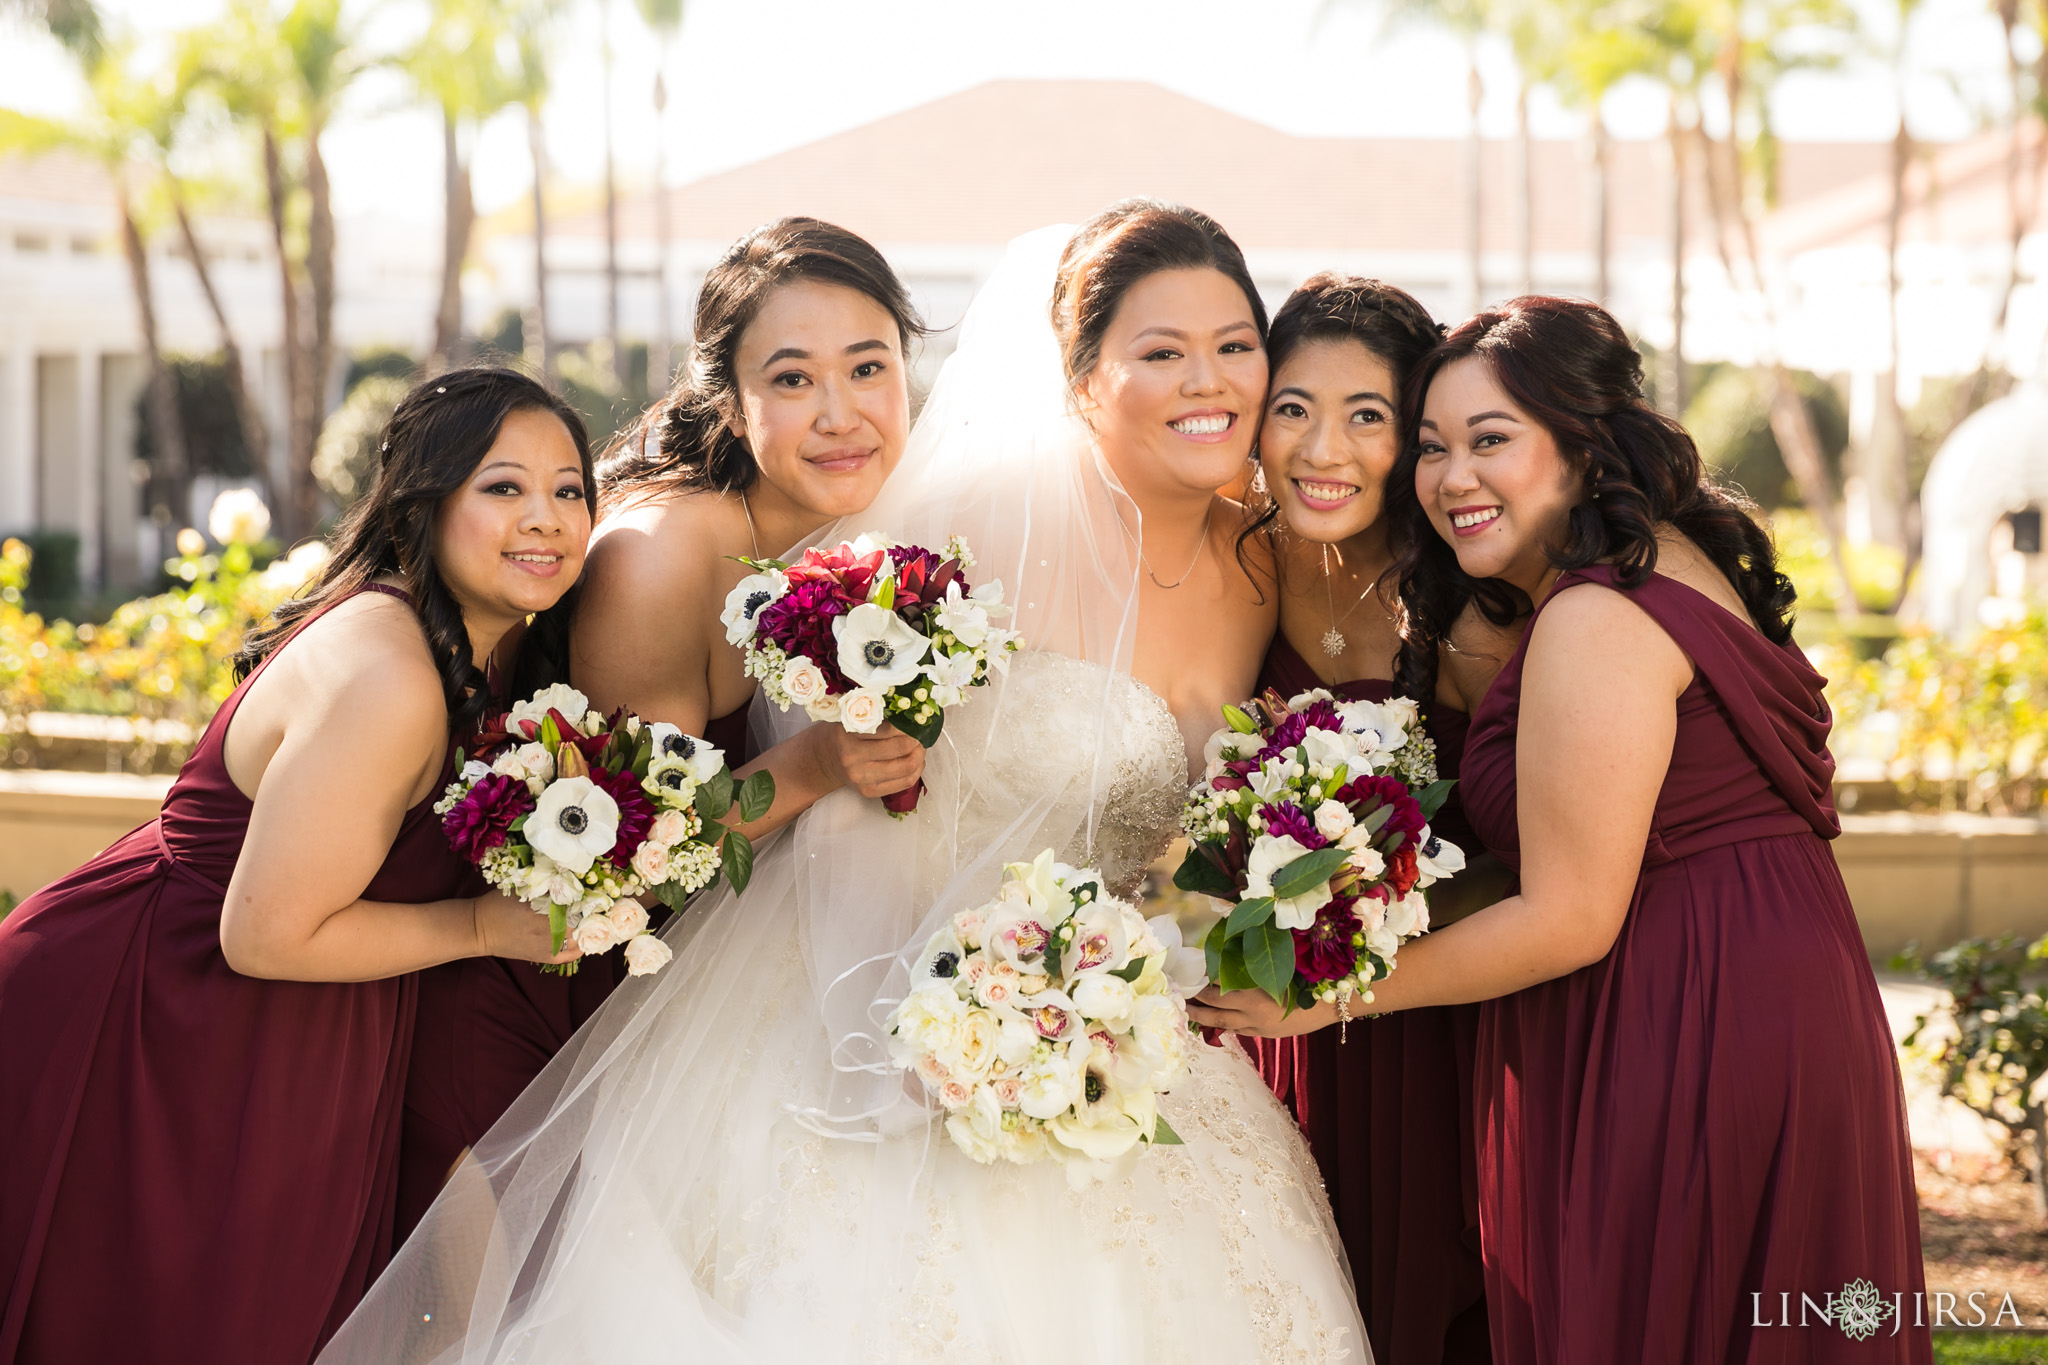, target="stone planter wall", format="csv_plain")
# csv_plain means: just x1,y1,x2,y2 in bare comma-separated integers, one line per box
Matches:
0,769,175,902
